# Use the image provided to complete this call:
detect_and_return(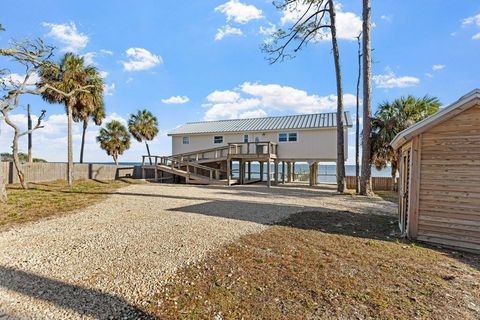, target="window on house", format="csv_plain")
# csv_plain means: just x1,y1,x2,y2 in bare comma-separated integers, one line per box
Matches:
279,132,297,142
243,134,249,143
213,136,223,144
182,136,189,145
